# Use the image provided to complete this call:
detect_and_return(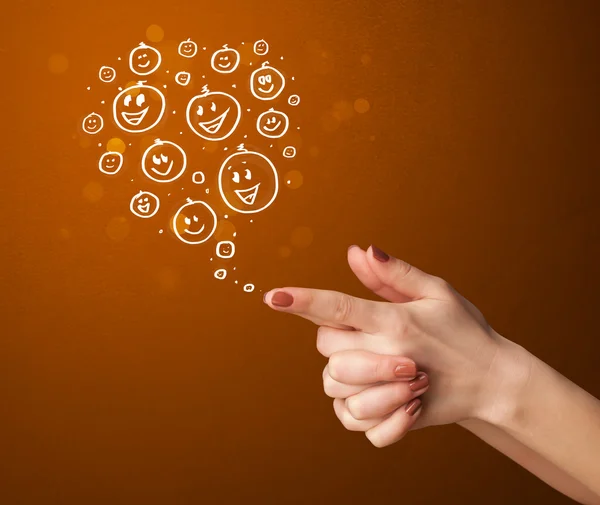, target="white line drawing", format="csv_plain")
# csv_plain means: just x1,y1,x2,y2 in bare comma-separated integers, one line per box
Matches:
130,190,160,219
192,171,205,184
99,66,116,83
210,45,240,74
256,108,289,139
243,284,255,293
172,198,218,245
283,146,296,158
253,40,269,56
99,151,124,174
113,82,166,133
250,62,286,101
141,139,187,183
216,241,235,259
218,144,279,214
288,94,300,106
178,38,198,58
175,71,191,86
214,269,227,280
129,42,162,76
186,86,241,141
82,112,103,134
